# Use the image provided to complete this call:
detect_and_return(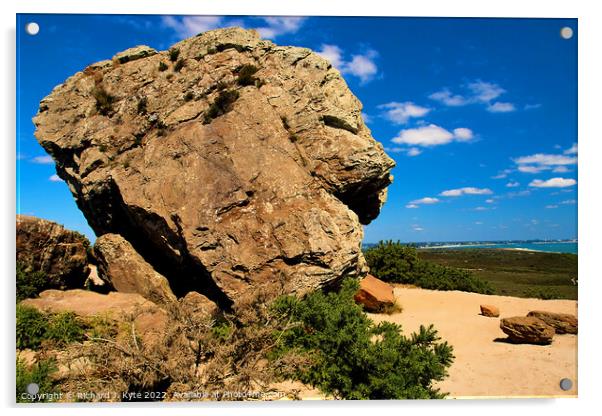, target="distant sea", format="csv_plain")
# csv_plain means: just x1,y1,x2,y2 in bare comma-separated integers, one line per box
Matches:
420,242,578,254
